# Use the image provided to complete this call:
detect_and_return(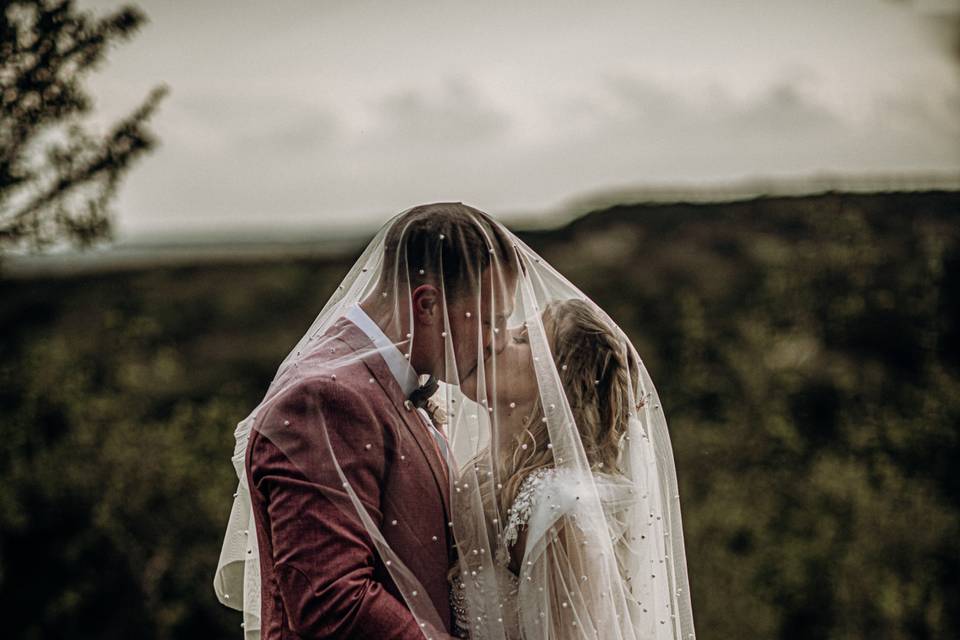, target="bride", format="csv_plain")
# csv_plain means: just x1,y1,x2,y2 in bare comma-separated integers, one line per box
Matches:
451,299,694,640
